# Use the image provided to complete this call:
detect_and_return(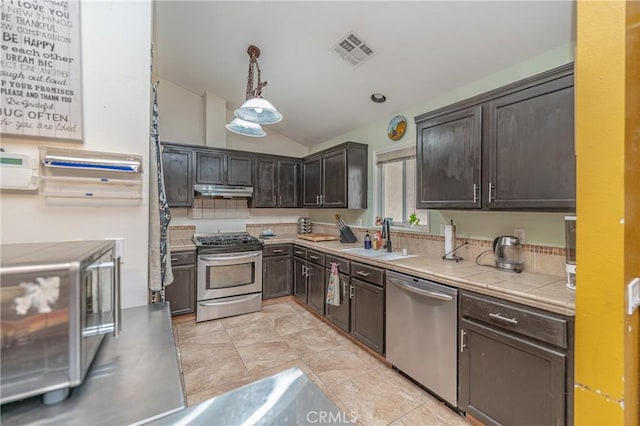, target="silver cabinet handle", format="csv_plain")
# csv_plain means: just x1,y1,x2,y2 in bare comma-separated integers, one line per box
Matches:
488,182,495,203
309,255,320,260
302,265,308,276
460,329,466,352
356,270,370,277
320,194,324,205
295,251,304,255
473,183,478,203
272,249,284,254
349,284,354,299
171,257,178,262
316,194,320,205
489,312,519,325
342,280,348,297
113,256,122,337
